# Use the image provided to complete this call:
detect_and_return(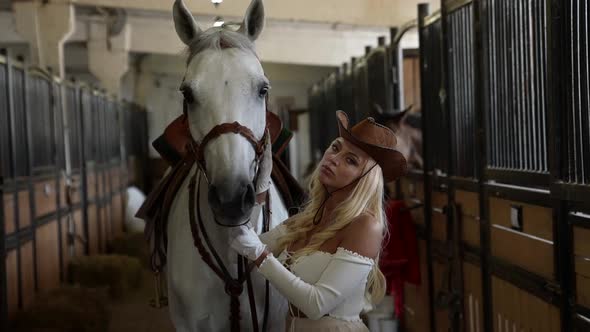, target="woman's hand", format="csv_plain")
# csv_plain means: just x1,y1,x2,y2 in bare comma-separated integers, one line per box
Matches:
255,131,272,195
229,226,268,262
